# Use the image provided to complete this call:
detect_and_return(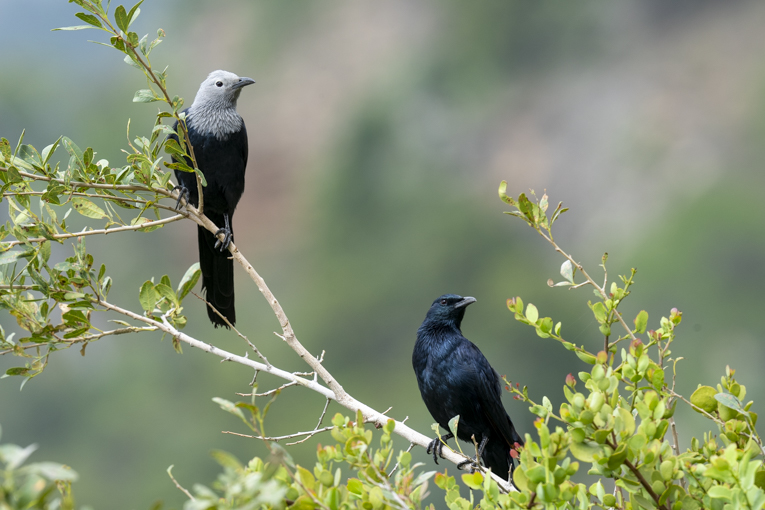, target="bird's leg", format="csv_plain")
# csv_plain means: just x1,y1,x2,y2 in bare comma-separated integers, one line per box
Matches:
426,432,454,465
174,184,190,211
456,435,488,473
476,435,488,459
214,213,233,251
